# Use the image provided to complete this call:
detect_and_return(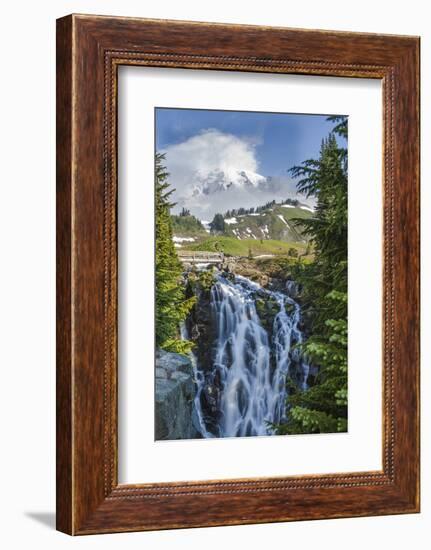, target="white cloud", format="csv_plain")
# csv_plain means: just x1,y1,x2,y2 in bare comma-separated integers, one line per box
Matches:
160,129,306,219
163,128,259,192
